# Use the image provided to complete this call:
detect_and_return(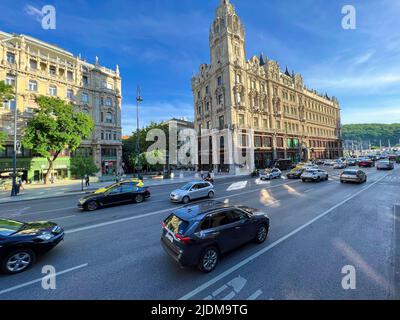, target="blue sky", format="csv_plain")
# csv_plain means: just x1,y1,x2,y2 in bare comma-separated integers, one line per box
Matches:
1,0,399,135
